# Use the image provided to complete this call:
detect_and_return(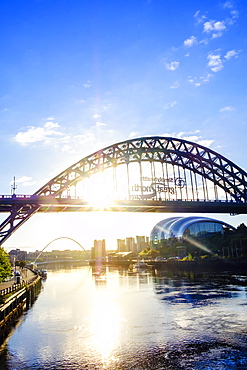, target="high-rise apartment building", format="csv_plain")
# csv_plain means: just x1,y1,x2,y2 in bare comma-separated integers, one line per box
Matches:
126,237,136,253
117,239,126,252
136,236,149,252
91,239,106,259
